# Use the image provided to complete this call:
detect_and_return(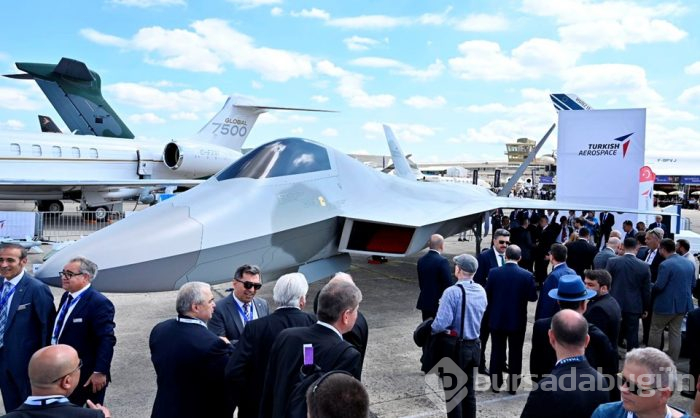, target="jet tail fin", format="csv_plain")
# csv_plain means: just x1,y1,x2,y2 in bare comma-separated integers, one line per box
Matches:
382,124,417,181
549,93,593,112
5,57,134,139
195,99,335,151
38,115,62,133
